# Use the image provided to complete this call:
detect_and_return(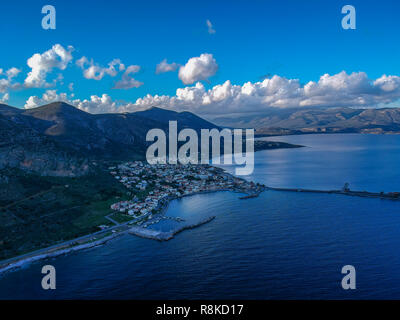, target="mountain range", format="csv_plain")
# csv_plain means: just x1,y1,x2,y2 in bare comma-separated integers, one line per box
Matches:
3,102,400,176
0,102,220,176
211,107,400,135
